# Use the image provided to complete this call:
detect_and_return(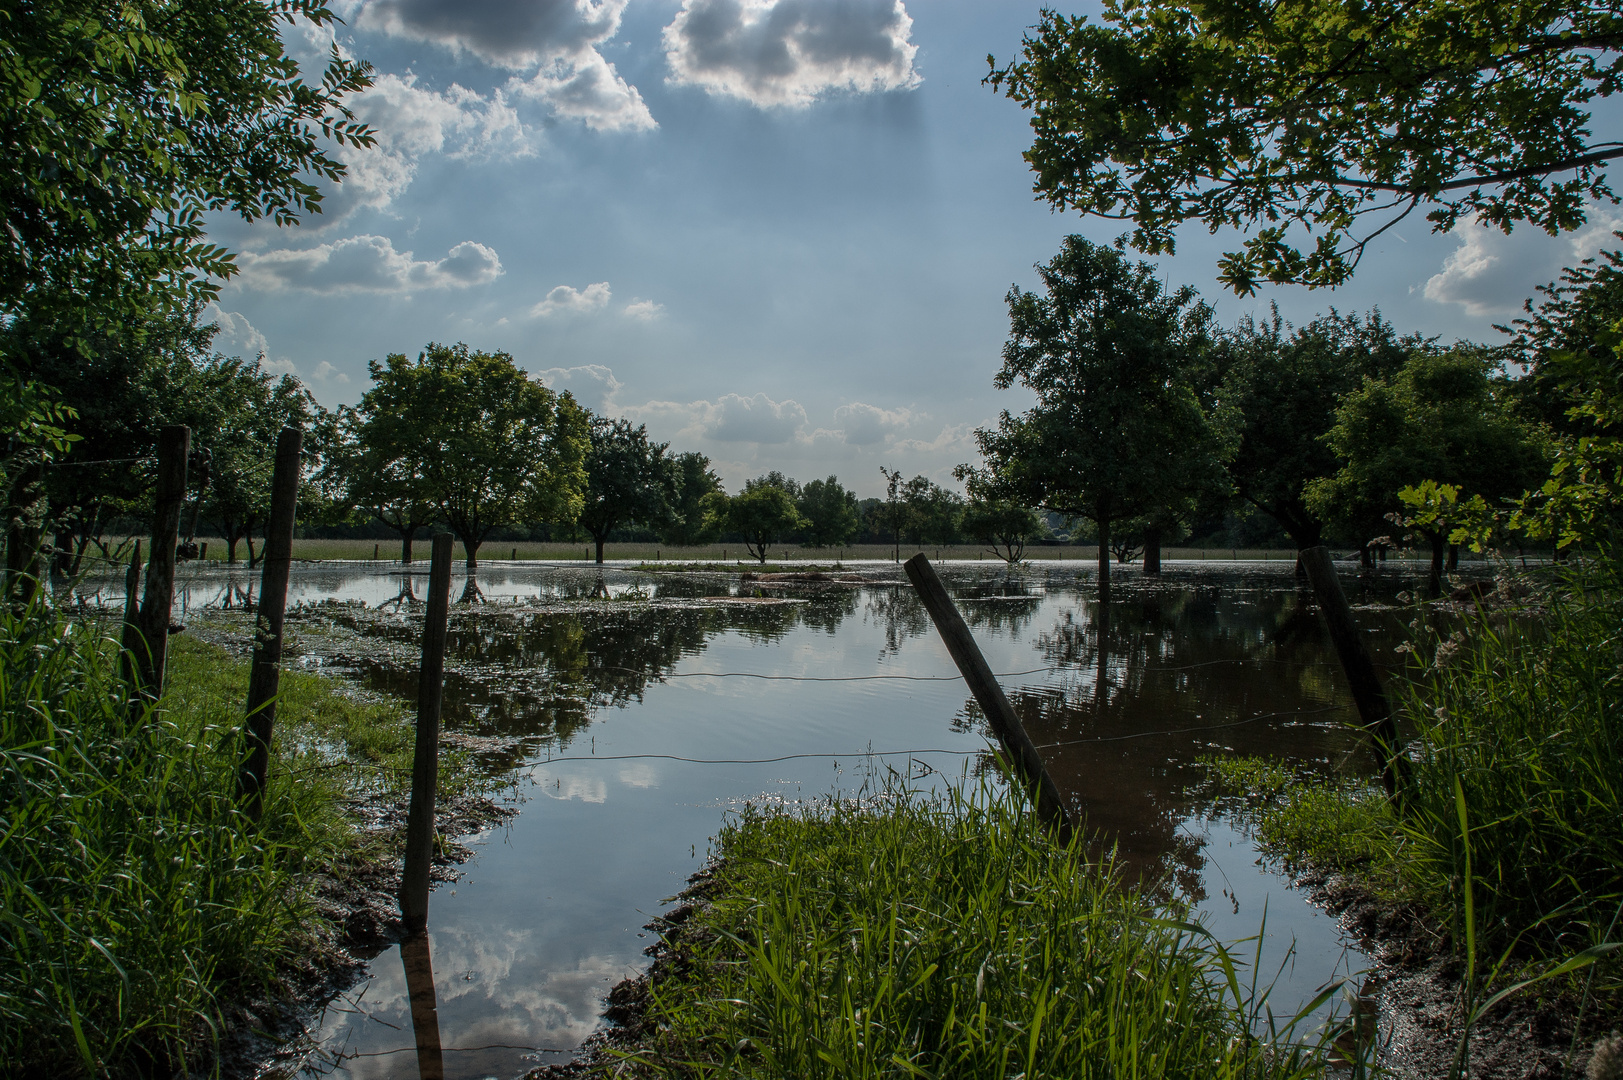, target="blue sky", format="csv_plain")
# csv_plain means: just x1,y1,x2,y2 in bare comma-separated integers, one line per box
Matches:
205,0,1623,499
